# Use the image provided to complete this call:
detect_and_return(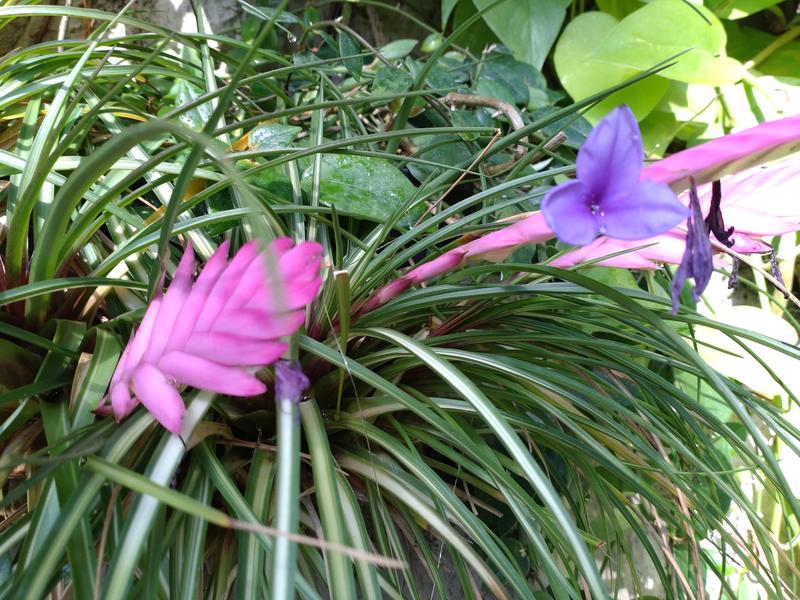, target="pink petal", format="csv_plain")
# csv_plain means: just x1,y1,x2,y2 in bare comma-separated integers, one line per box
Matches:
465,212,554,262
682,157,800,237
212,240,291,312
634,232,693,264
186,332,286,365
158,351,267,396
643,115,800,192
110,381,138,419
195,241,262,331
144,244,195,363
123,296,163,379
361,213,556,312
109,340,132,387
267,236,295,256
728,233,772,254
167,241,231,352
407,249,468,284
210,309,305,339
359,278,416,313
277,241,324,282
218,259,266,311
550,238,661,269
130,363,185,434
250,242,324,311
95,404,113,416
